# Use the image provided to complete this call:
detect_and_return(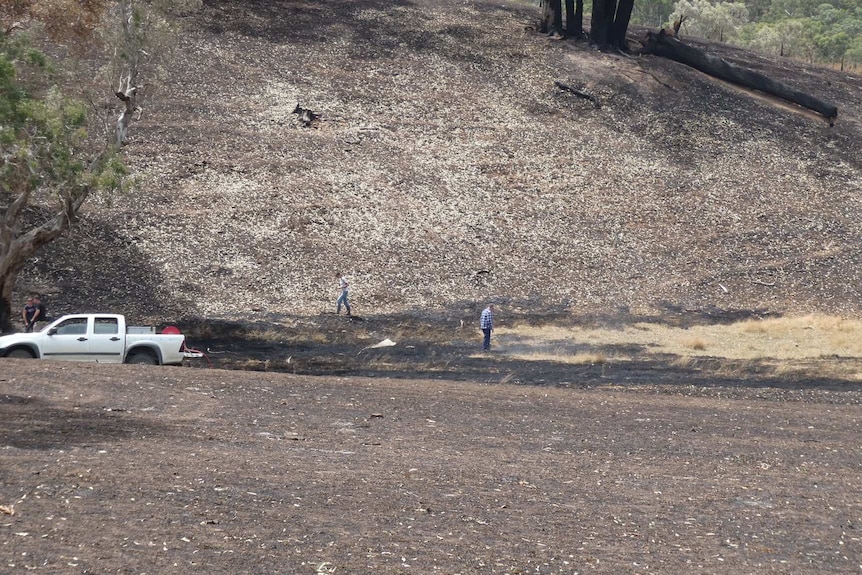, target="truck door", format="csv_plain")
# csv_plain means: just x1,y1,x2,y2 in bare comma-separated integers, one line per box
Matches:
40,316,91,361
89,316,124,363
